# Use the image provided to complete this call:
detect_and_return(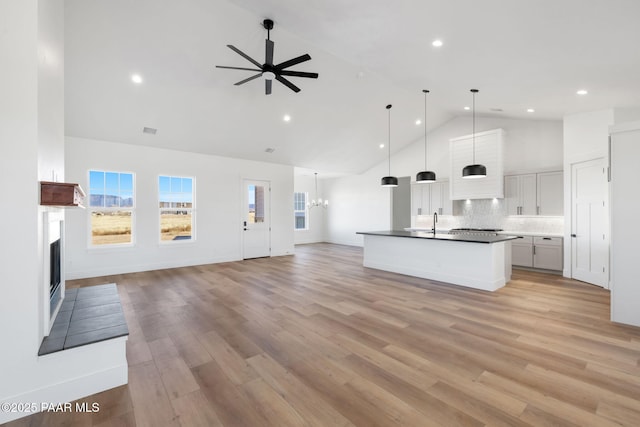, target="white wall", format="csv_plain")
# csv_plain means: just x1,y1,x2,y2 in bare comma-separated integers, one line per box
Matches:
293,174,326,244
324,116,563,246
65,137,295,279
0,1,42,419
1,2,128,424
562,109,614,278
